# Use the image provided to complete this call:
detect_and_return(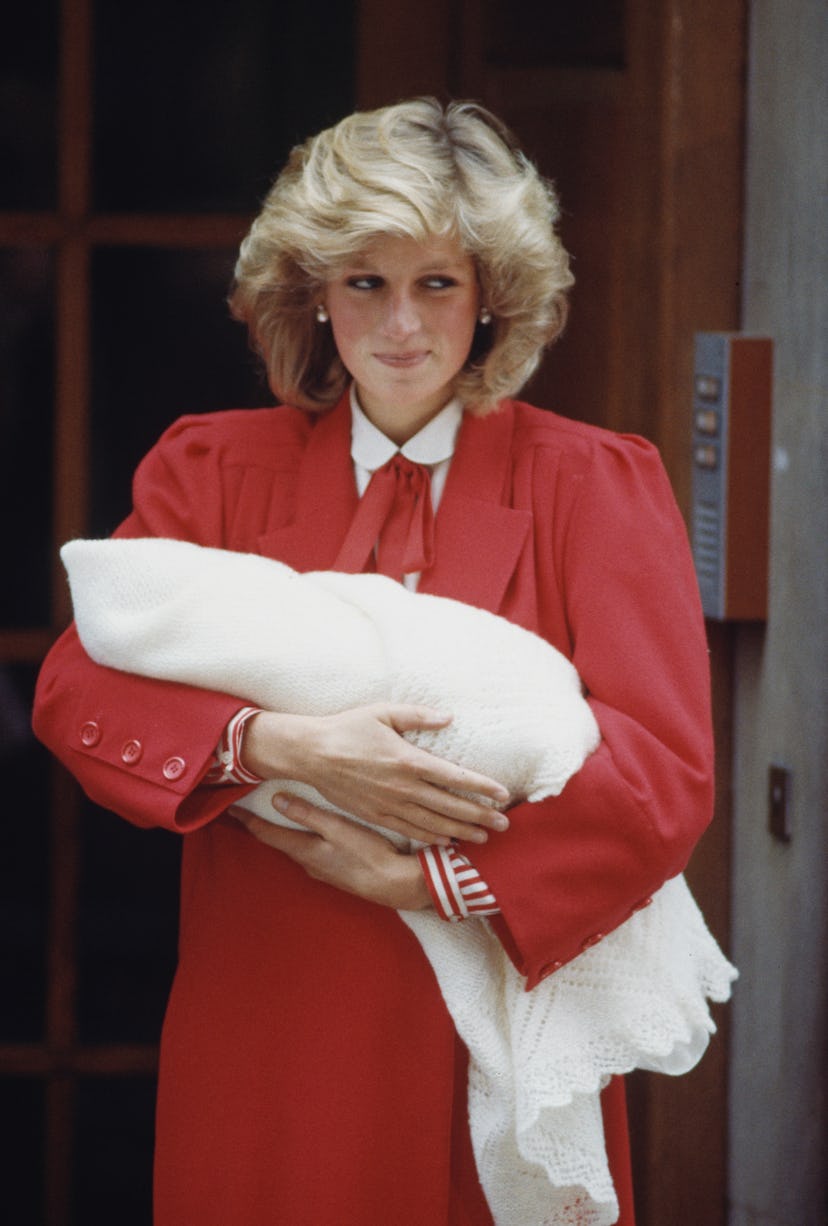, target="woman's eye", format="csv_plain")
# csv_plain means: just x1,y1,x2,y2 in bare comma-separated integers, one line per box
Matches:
342,274,459,291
